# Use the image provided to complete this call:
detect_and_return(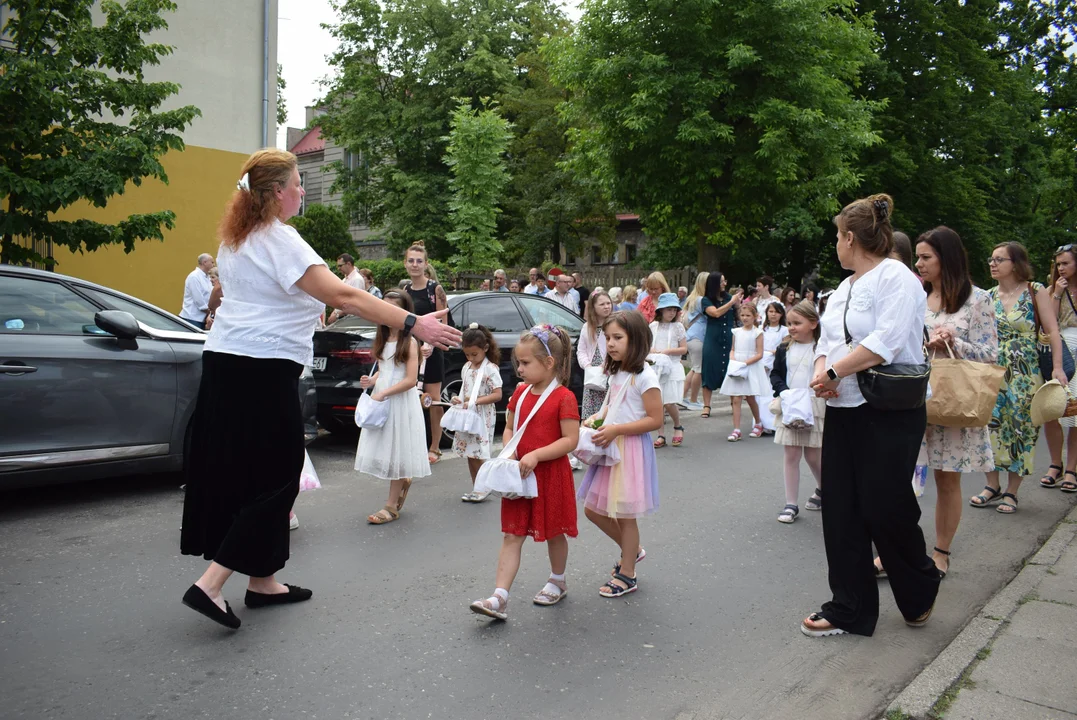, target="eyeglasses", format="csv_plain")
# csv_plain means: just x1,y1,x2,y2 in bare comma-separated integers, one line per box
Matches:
1057,244,1075,254
987,257,1012,266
